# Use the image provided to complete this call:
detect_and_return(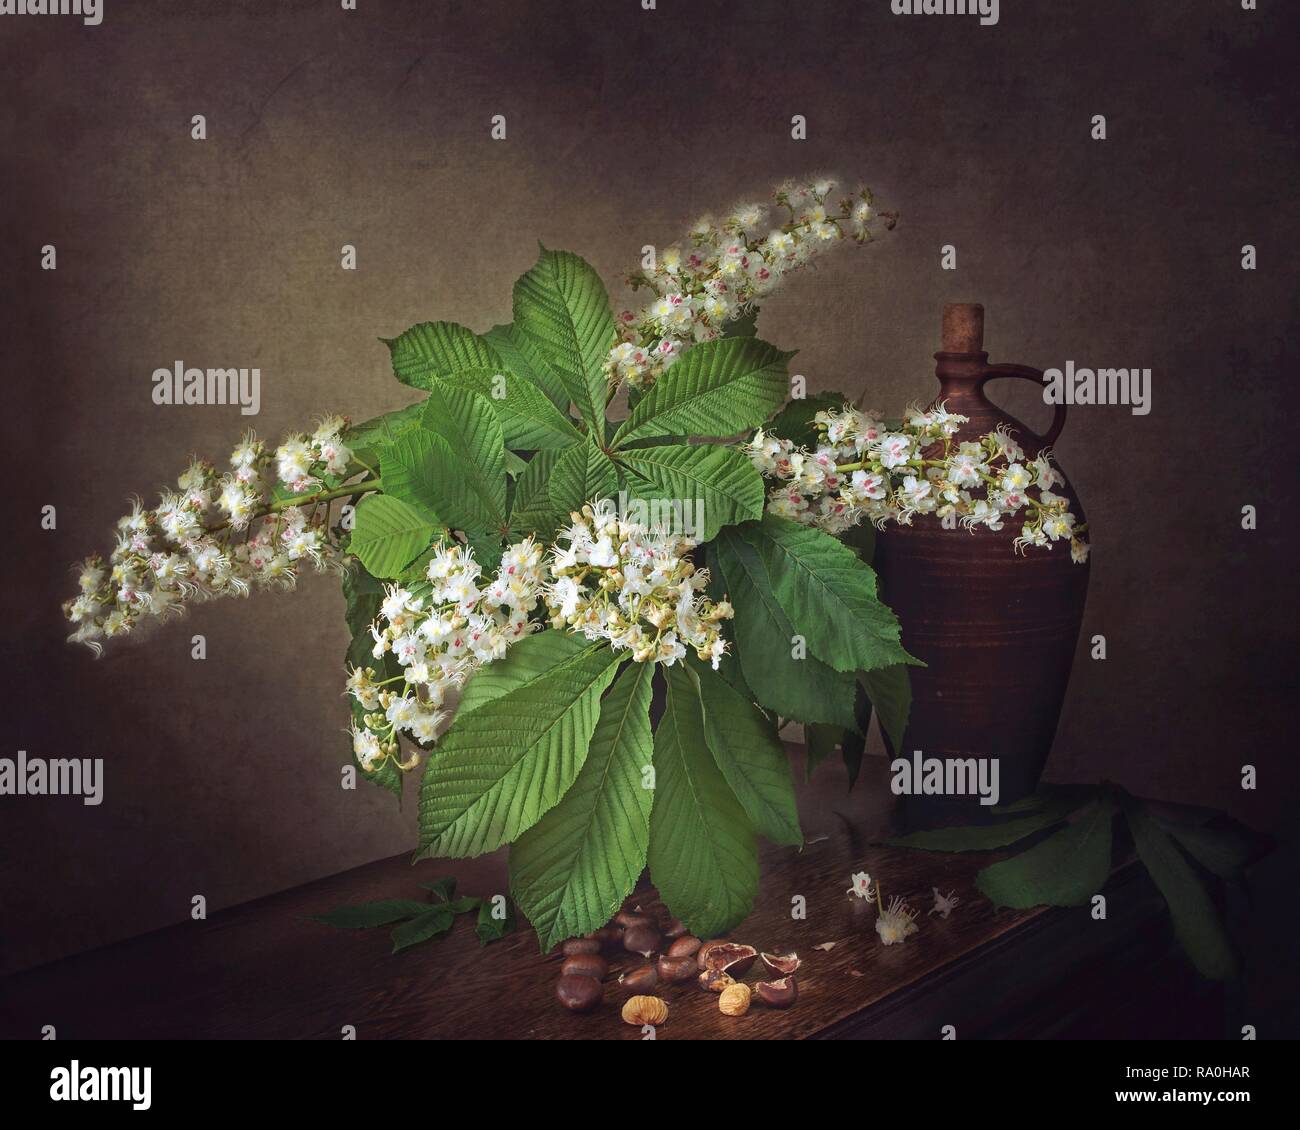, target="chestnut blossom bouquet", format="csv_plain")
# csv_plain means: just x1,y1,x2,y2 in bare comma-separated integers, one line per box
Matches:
62,176,1079,951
